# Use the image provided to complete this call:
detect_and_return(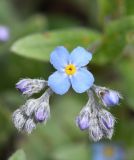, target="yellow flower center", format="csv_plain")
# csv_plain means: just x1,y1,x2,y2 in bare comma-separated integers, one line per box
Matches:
65,64,76,75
